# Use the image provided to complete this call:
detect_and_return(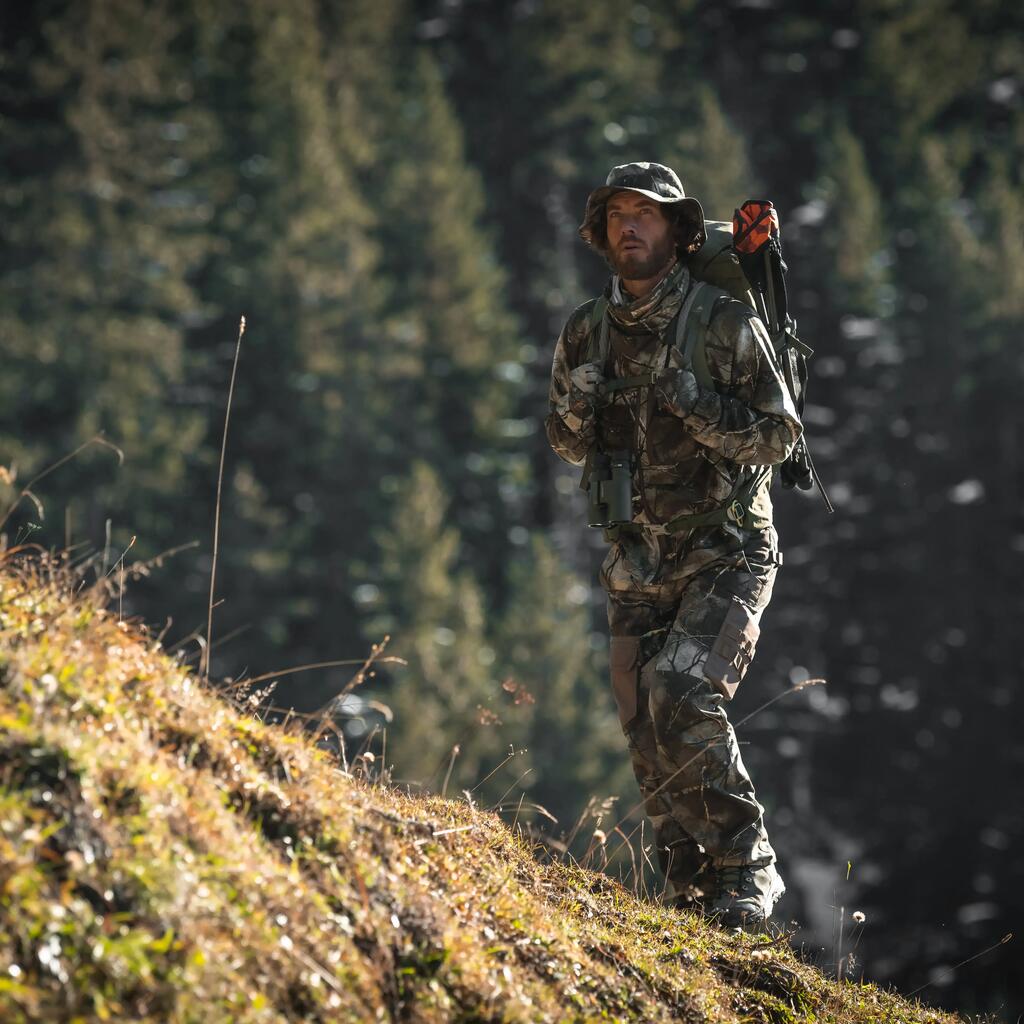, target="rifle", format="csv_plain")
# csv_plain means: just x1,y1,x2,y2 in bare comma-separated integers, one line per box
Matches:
733,200,833,514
